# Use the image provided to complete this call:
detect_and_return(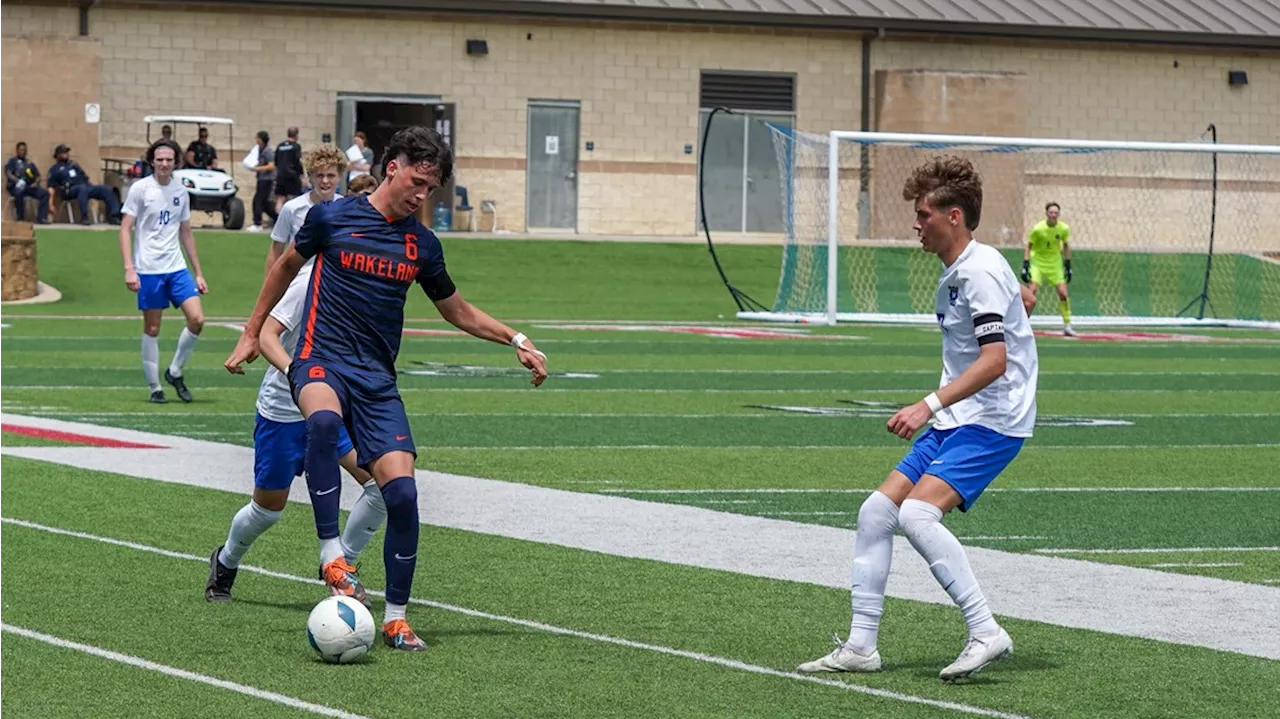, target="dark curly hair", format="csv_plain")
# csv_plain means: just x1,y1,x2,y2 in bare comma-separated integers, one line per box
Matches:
381,125,453,184
146,139,183,166
901,155,983,231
